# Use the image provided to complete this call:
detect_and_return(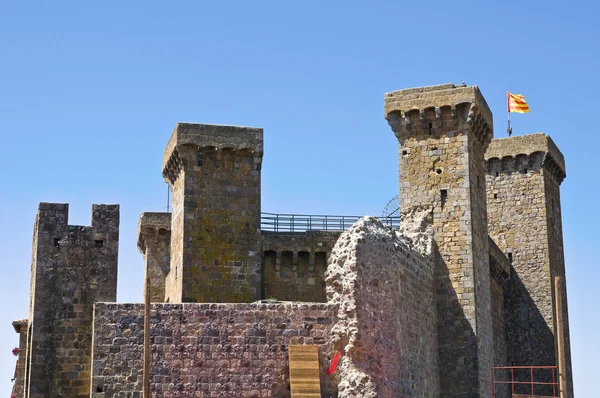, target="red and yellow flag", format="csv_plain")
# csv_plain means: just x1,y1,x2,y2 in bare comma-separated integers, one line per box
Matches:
507,92,530,113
